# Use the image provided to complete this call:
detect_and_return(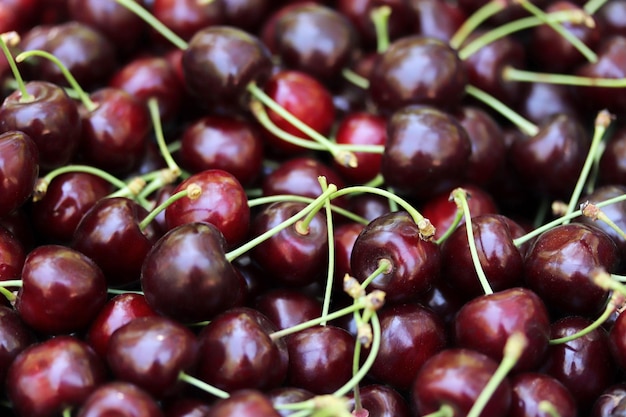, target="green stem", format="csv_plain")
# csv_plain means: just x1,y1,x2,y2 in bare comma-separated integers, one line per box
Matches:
16,50,97,111
341,68,370,89
107,289,143,295
63,406,72,417
584,0,609,14
435,204,465,245
465,85,539,136
449,0,508,50
225,183,338,262
0,32,31,102
319,178,335,326
421,404,455,417
138,184,201,231
178,371,229,399
0,286,16,303
538,401,562,417
0,280,22,288
503,66,626,87
371,5,391,54
361,259,392,290
148,97,181,176
114,0,188,50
